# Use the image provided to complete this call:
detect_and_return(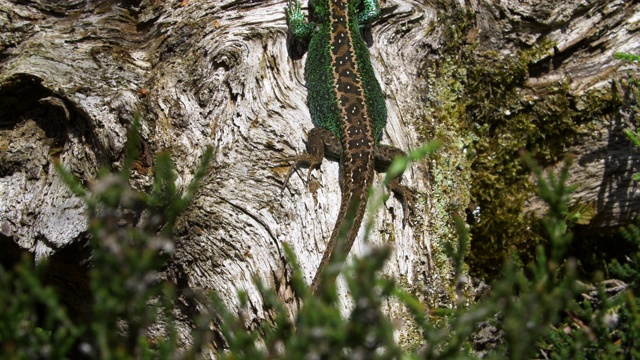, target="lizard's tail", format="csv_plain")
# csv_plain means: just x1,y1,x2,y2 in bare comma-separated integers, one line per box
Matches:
310,185,369,295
